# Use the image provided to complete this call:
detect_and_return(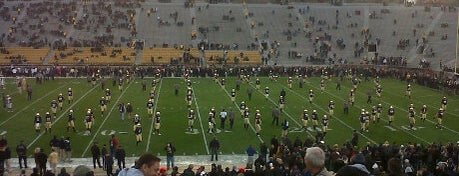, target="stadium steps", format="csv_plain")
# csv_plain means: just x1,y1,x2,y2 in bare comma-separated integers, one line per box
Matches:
135,49,143,65
42,49,55,65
